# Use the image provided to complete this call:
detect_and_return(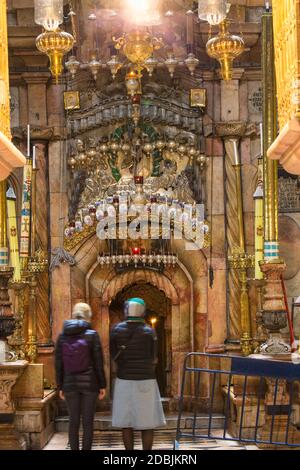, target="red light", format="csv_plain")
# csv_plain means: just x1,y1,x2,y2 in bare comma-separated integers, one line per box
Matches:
132,247,140,255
